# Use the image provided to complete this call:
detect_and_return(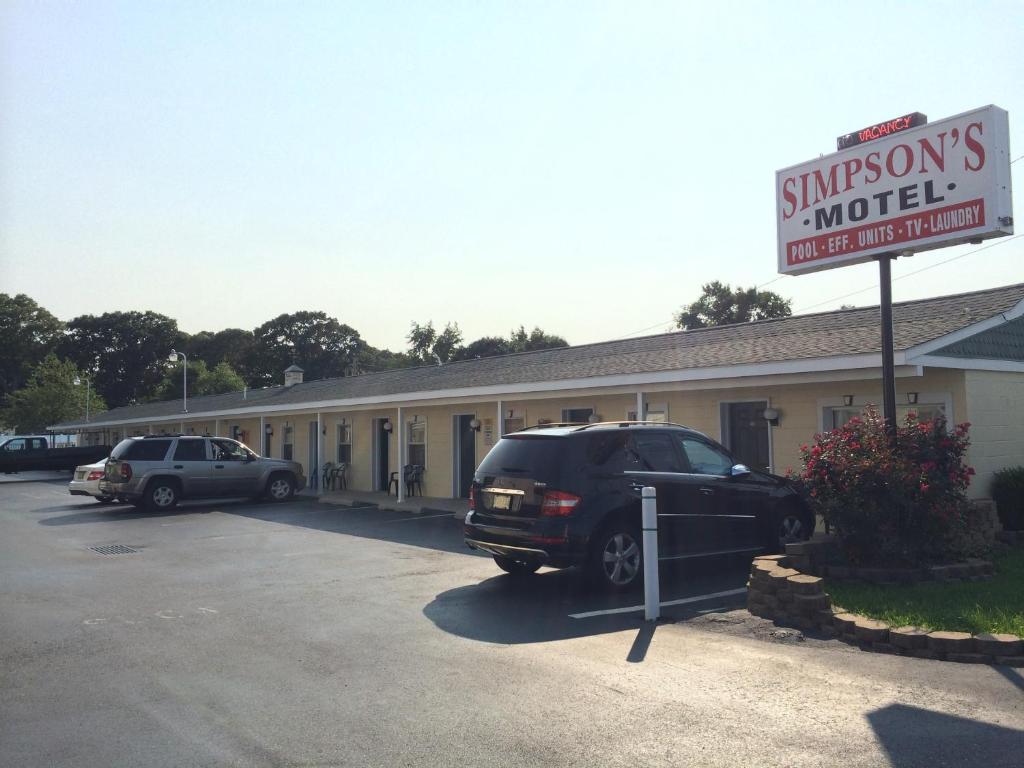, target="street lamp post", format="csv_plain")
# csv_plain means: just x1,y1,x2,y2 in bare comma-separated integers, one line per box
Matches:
168,349,188,414
72,376,91,422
